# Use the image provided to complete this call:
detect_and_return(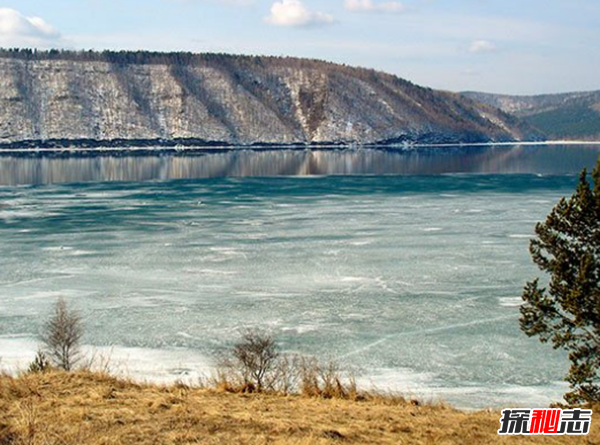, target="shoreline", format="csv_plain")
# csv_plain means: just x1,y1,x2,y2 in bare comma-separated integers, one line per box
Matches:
0,140,599,157
0,335,566,411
